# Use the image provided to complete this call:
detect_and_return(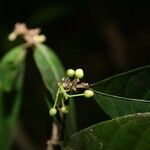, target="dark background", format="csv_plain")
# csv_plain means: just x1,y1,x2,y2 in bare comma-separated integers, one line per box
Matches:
0,0,150,149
